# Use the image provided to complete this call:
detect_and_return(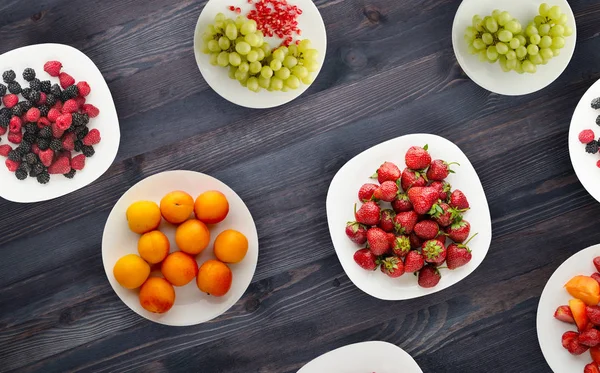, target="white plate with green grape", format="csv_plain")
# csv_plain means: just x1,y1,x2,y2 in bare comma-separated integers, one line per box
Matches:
452,0,576,96
193,0,327,109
